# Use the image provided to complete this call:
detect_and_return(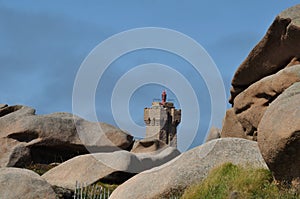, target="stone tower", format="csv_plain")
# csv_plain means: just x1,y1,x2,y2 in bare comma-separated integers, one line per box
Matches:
144,91,181,148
